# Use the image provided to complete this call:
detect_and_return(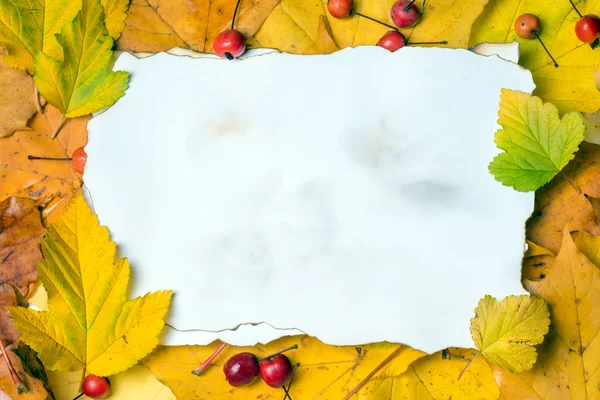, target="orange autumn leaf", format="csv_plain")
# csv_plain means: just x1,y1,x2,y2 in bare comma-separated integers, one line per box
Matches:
0,51,37,138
